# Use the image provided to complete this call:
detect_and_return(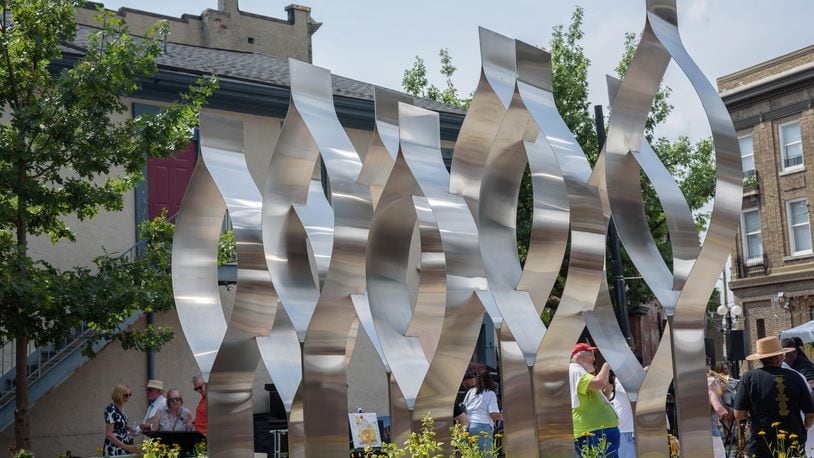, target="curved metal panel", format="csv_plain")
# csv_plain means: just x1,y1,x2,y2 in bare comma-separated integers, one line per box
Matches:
634,321,674,457
603,0,742,453
449,27,516,221
395,103,491,443
196,115,278,457
510,41,608,455
282,59,374,457
358,87,413,208
476,35,572,457
172,158,228,383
